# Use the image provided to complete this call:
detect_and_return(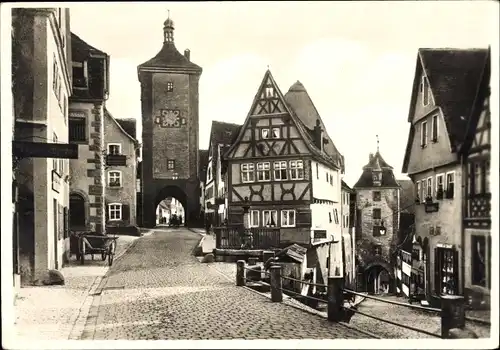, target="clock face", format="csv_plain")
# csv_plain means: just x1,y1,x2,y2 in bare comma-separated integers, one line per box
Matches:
154,109,186,128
